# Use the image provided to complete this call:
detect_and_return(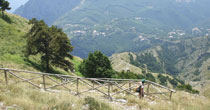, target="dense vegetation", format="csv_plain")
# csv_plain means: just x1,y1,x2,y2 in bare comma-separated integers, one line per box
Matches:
157,45,185,75
132,53,163,73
